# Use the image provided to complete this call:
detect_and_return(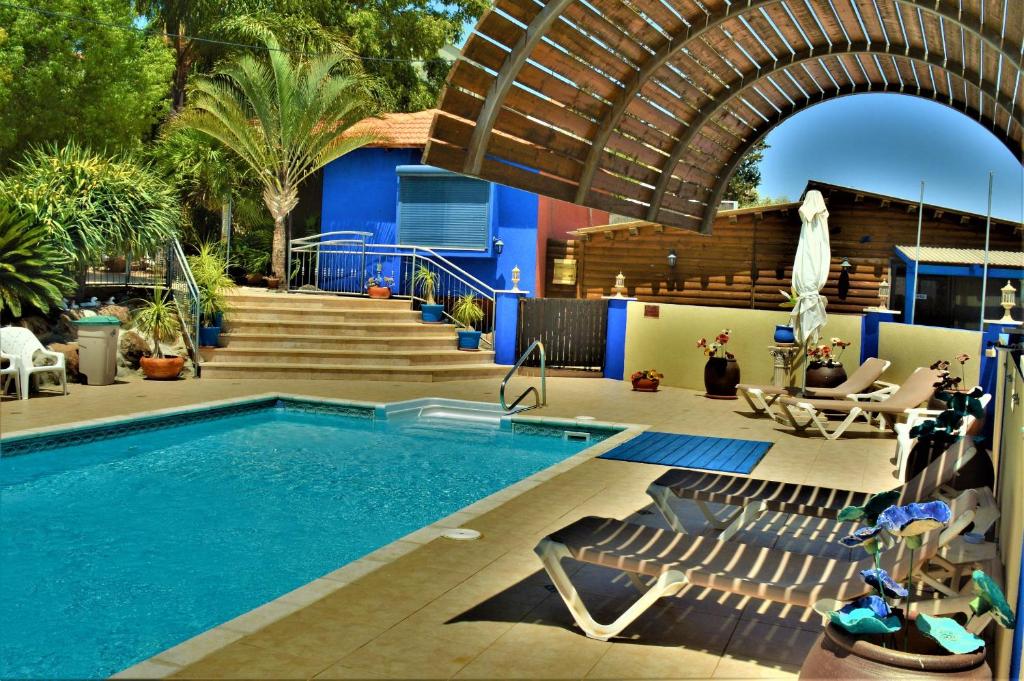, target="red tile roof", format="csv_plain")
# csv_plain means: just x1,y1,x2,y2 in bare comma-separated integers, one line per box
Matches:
346,109,437,148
